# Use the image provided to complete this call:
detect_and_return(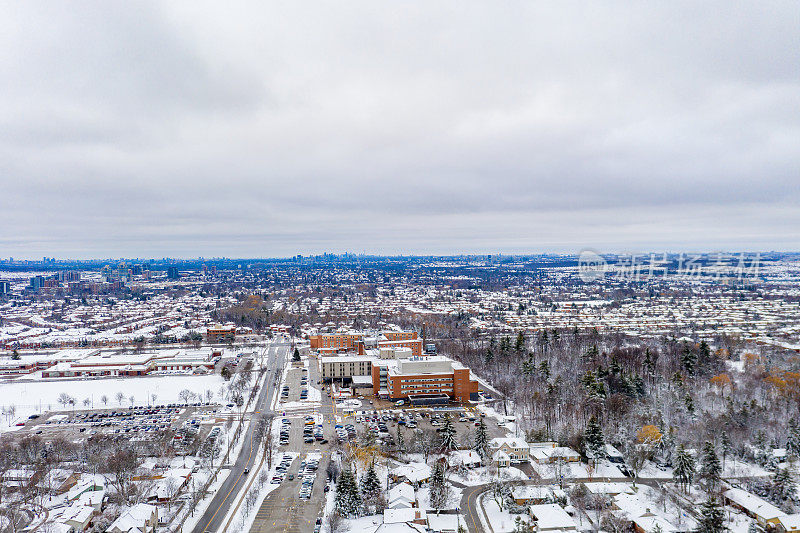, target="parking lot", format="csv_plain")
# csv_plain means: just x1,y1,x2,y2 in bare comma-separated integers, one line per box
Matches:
11,402,224,447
